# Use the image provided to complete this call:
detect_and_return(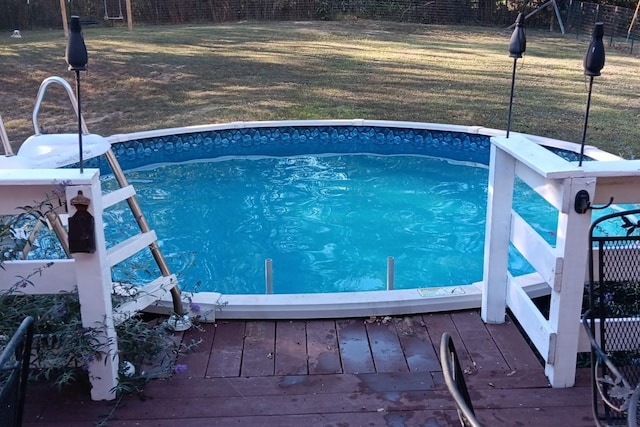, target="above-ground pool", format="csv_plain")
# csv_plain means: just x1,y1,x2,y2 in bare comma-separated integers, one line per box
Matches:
84,120,603,318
